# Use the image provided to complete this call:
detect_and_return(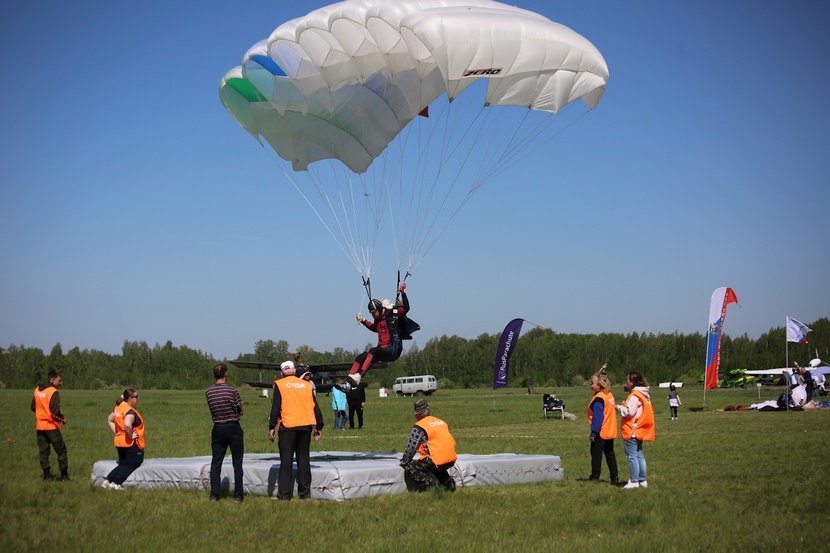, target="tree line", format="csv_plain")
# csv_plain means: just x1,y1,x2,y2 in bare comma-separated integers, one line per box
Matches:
1,318,826,390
